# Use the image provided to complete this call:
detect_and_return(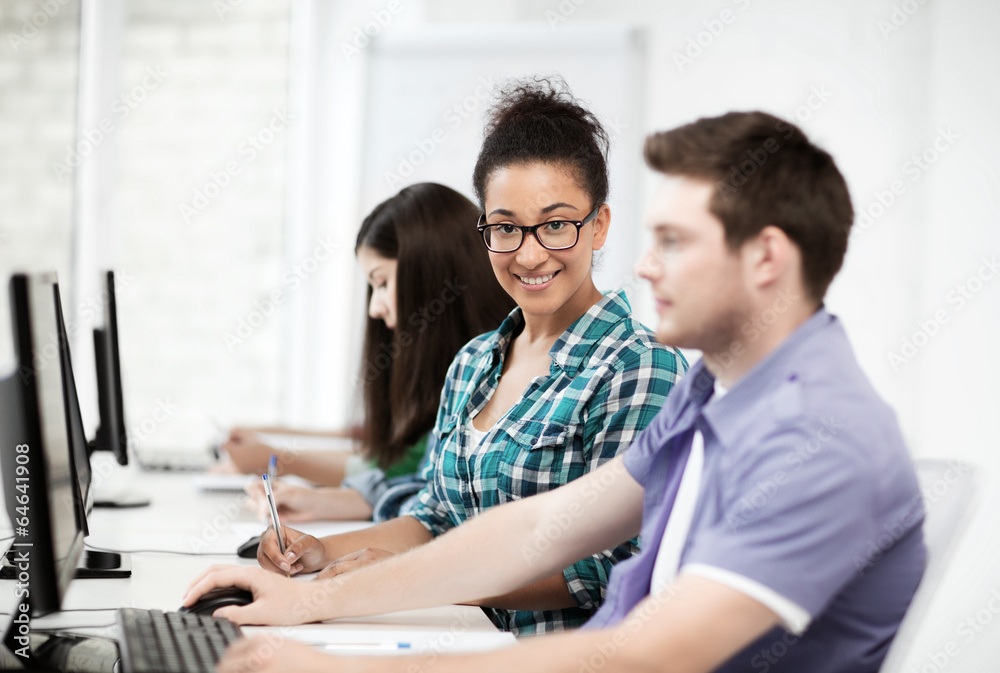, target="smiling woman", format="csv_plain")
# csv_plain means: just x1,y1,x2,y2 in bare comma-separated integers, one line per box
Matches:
251,77,688,637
